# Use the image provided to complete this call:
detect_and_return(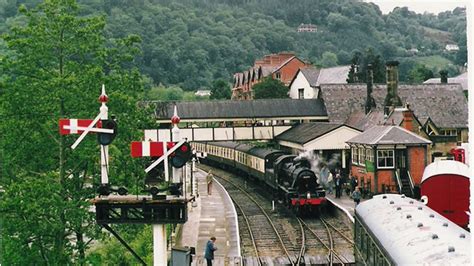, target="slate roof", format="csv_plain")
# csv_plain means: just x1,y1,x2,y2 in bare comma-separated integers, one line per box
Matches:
424,72,468,91
346,125,431,145
151,98,328,121
297,66,350,87
318,83,467,128
345,110,385,131
275,123,360,144
317,65,351,85
300,68,321,87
